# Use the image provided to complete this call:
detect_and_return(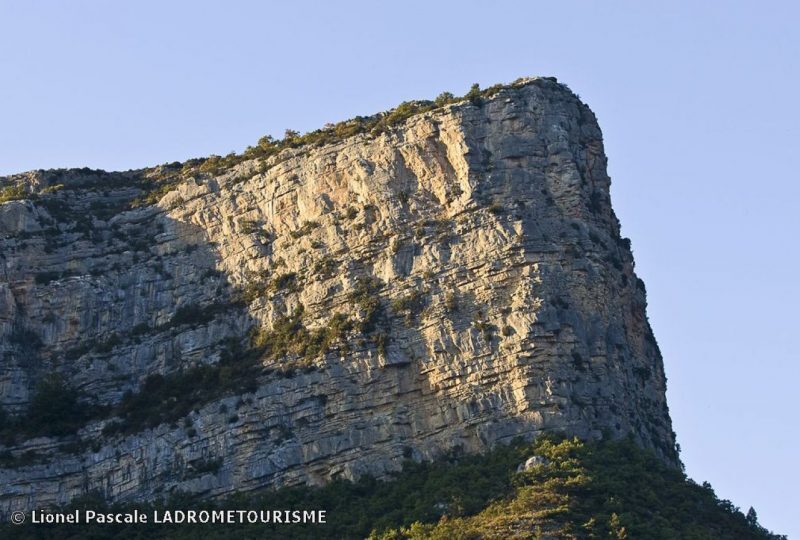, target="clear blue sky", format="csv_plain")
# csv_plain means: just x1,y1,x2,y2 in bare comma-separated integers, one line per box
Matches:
2,1,797,535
